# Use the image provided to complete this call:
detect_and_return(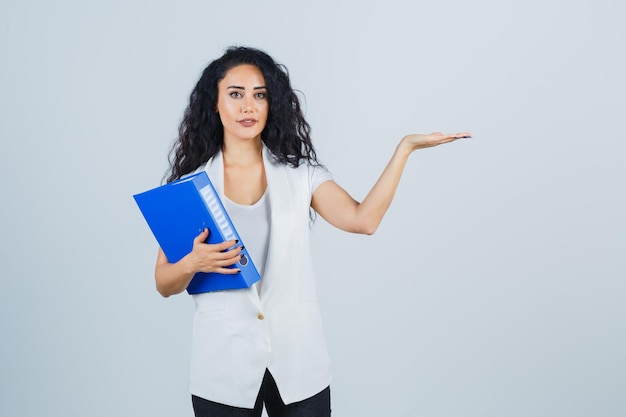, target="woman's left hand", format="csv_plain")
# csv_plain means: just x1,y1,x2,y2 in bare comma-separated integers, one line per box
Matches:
400,132,472,153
